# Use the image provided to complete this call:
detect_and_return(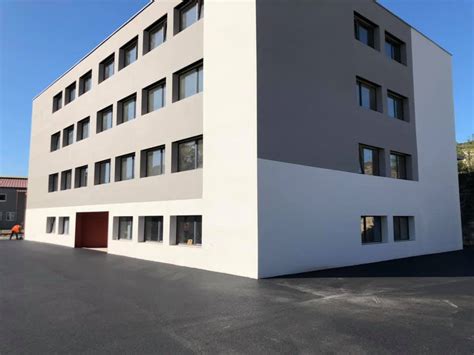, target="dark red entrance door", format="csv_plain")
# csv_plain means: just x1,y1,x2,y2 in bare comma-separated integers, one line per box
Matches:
75,212,109,248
